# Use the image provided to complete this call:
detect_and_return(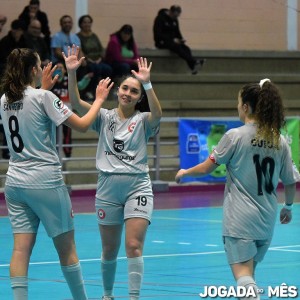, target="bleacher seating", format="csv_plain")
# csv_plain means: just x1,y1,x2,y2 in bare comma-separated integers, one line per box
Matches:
1,49,300,186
